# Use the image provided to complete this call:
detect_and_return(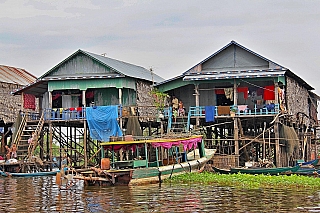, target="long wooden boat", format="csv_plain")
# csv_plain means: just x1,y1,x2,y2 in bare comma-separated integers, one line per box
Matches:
230,165,300,175
292,167,319,176
0,169,59,177
71,135,216,186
